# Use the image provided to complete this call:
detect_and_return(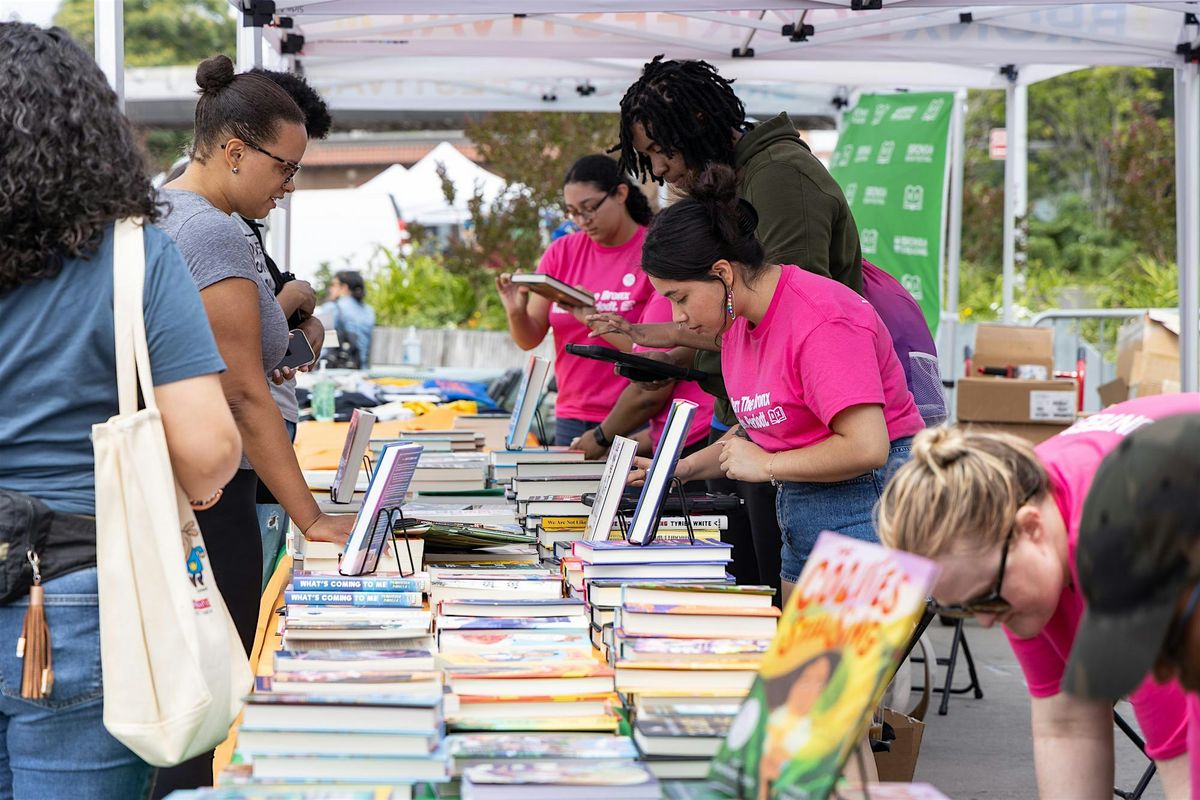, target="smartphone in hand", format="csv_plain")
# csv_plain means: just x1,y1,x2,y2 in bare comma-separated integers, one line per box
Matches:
274,329,316,372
